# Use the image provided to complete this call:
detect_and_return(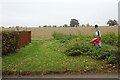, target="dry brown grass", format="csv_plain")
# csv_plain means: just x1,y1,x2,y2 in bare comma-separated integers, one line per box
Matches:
2,26,118,39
